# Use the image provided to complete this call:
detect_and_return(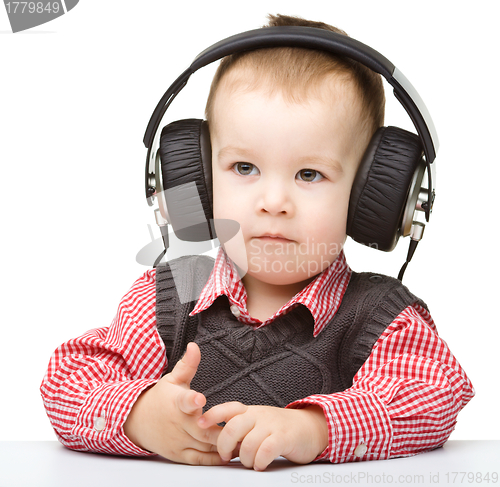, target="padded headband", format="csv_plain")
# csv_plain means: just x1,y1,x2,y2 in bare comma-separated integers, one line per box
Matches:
144,26,438,220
